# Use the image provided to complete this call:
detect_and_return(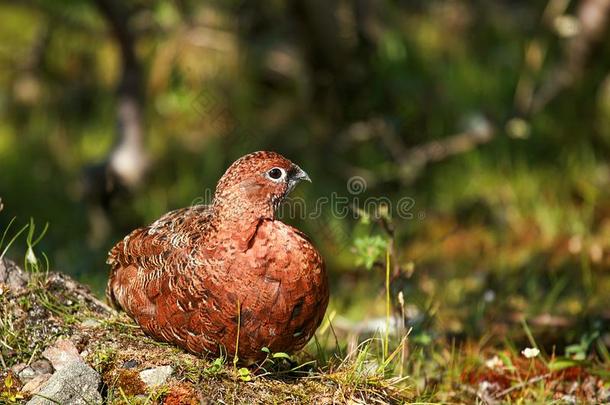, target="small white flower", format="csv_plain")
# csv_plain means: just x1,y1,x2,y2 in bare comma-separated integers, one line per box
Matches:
485,355,503,370
483,290,496,303
26,247,38,266
521,347,540,359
